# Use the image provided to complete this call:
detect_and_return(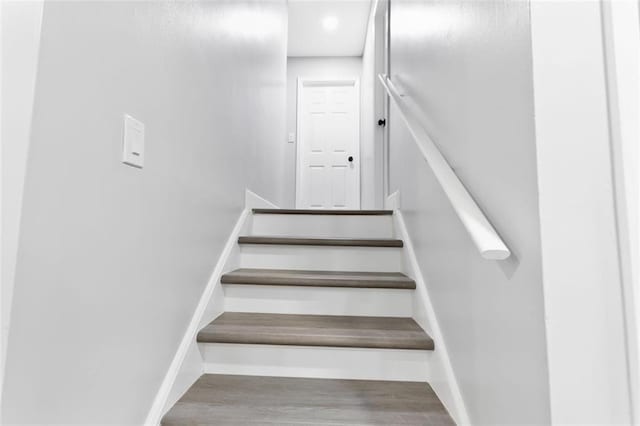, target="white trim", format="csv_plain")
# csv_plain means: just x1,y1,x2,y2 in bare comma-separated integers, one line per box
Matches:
391,193,470,425
144,202,254,425
200,343,431,382
251,213,394,239
295,77,361,209
223,284,412,317
239,244,402,272
384,189,400,210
